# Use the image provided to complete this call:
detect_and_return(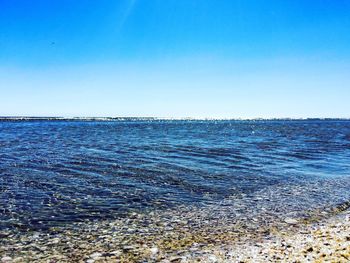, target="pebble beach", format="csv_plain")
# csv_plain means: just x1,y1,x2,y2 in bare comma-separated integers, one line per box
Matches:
1,199,349,262
231,209,350,263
